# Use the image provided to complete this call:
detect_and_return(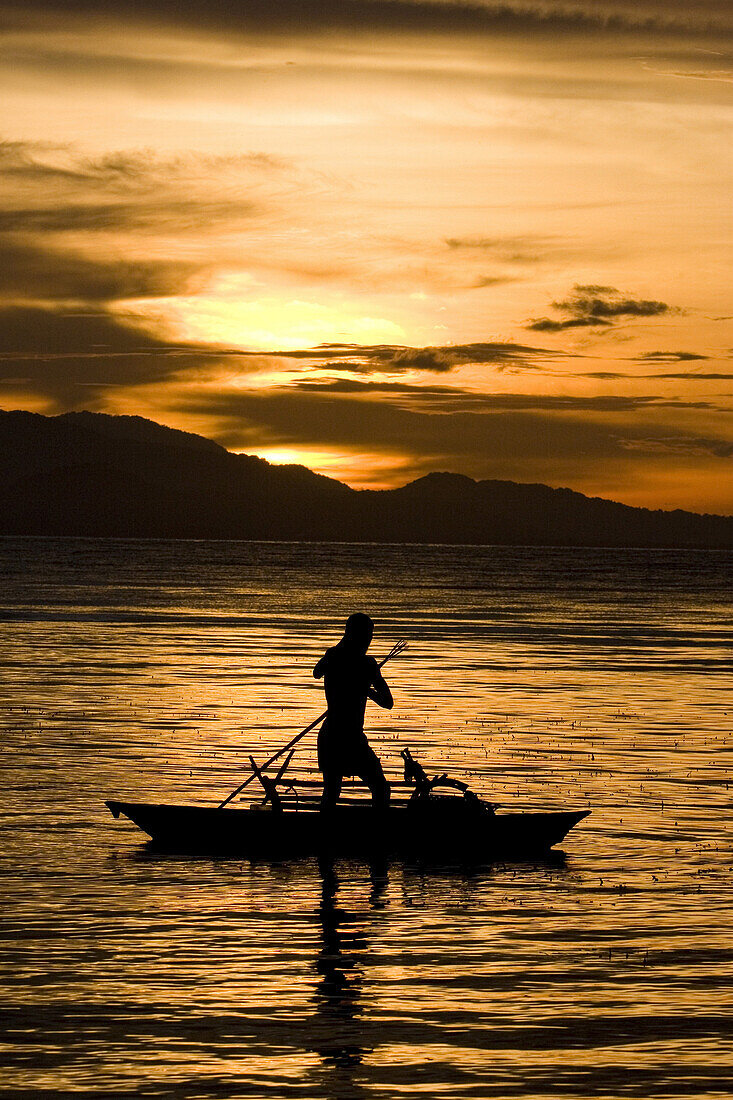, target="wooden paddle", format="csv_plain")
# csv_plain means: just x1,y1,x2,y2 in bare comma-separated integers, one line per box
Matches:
217,638,407,809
